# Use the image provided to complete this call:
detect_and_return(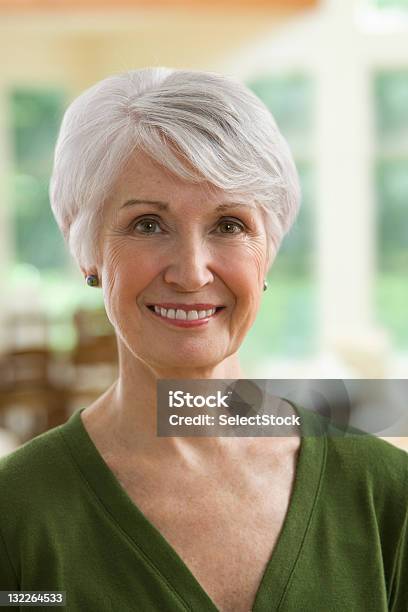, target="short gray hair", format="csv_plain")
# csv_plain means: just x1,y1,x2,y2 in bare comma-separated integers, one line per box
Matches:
49,67,301,270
